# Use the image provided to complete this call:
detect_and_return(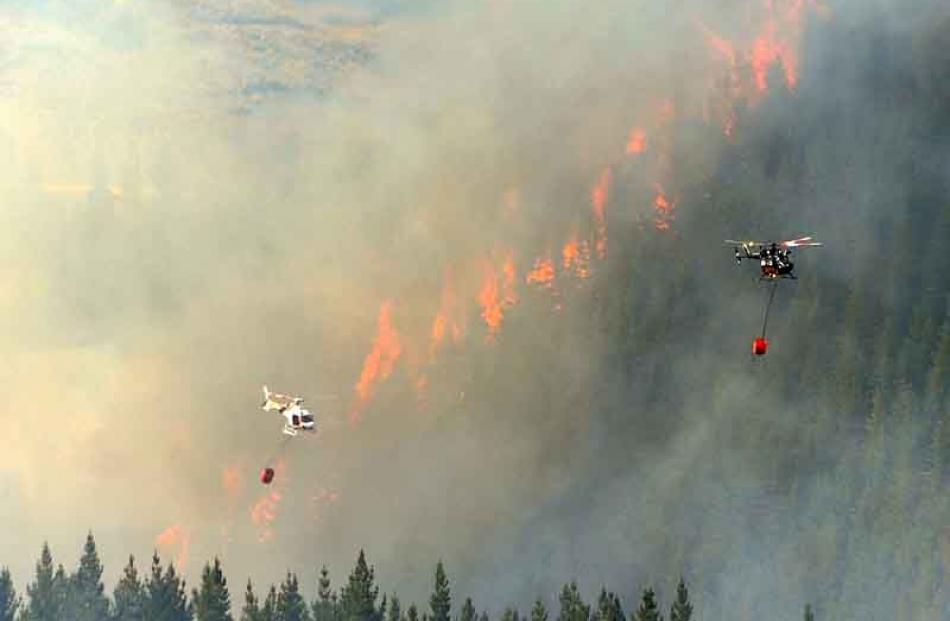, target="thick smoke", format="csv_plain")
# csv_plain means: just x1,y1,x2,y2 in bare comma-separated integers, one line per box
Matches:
0,1,947,620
